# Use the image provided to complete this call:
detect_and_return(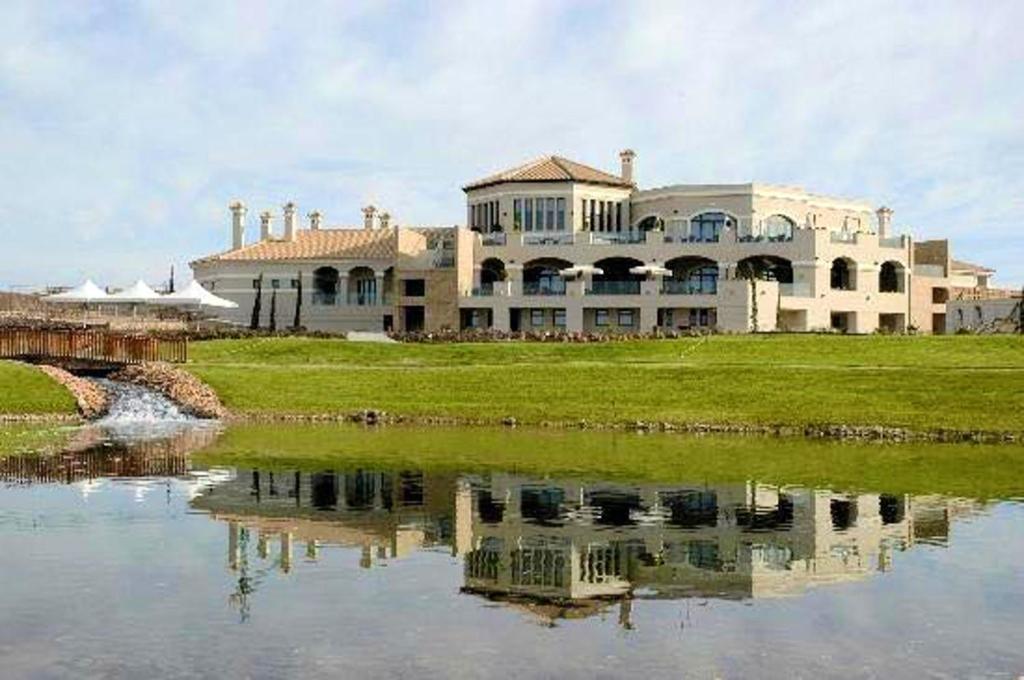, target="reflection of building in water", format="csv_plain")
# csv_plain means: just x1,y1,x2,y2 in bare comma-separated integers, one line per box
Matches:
191,469,459,570
193,469,980,623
